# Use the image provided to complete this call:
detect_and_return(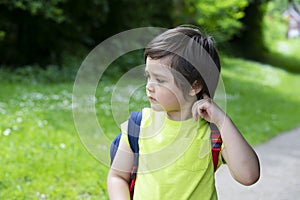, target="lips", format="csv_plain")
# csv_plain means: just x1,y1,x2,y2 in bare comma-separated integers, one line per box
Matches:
148,96,157,102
